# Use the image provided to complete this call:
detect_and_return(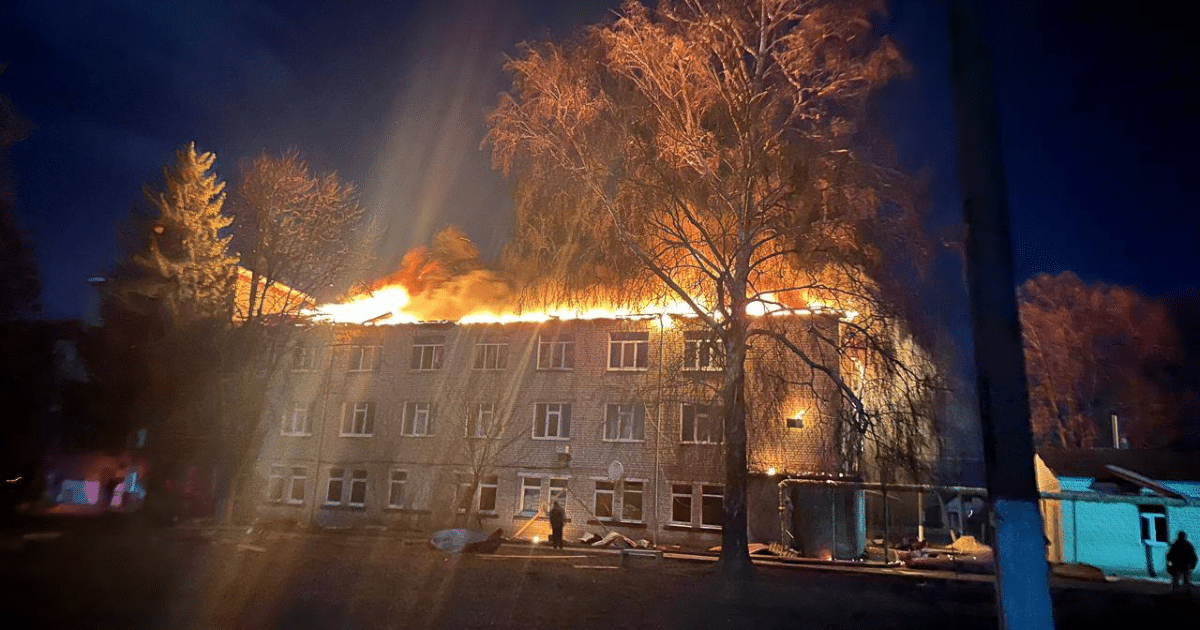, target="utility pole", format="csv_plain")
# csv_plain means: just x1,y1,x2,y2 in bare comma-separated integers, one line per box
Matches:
948,1,1055,629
